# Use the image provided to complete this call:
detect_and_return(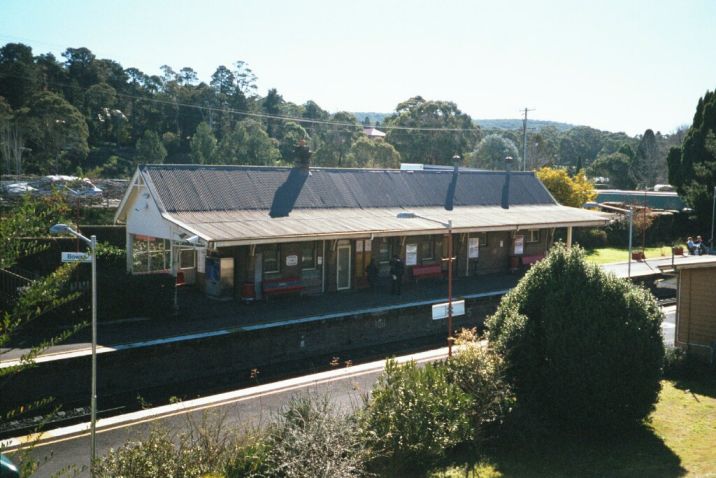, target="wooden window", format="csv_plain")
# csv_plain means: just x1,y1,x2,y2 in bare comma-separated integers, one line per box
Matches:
419,237,434,262
477,232,488,247
301,242,316,270
378,240,391,264
526,229,540,243
263,245,280,273
132,235,170,273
